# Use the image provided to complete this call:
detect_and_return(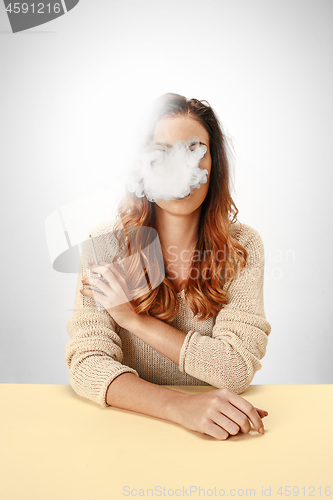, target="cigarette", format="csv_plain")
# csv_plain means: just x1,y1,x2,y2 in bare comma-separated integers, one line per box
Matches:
89,234,99,265
88,234,102,311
